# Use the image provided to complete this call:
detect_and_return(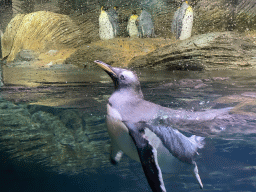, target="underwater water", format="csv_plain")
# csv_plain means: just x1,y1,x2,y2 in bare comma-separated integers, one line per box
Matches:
0,67,256,192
